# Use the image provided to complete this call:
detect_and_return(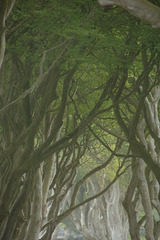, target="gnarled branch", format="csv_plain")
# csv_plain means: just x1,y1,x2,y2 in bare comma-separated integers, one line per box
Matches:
98,0,160,29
